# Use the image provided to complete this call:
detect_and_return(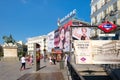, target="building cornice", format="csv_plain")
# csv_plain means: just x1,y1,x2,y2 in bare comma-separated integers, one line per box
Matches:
91,0,118,18
27,35,47,41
